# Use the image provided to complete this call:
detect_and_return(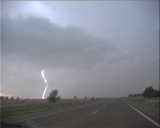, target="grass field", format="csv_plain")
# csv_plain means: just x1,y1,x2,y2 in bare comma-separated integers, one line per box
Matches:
1,98,101,117
127,97,160,107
